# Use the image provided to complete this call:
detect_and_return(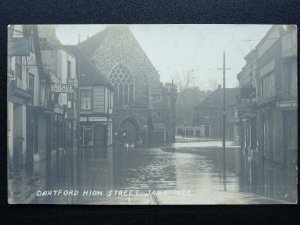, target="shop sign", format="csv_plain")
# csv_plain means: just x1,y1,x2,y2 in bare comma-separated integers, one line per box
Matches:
277,101,297,109
88,117,107,122
51,83,73,93
8,38,30,56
